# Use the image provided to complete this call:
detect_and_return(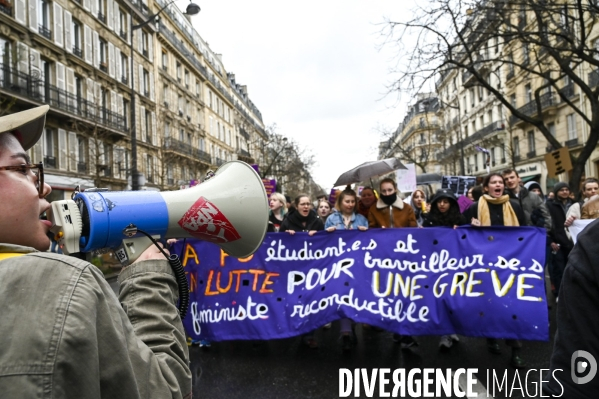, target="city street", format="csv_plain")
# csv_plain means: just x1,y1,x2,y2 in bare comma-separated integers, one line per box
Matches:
110,278,558,399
